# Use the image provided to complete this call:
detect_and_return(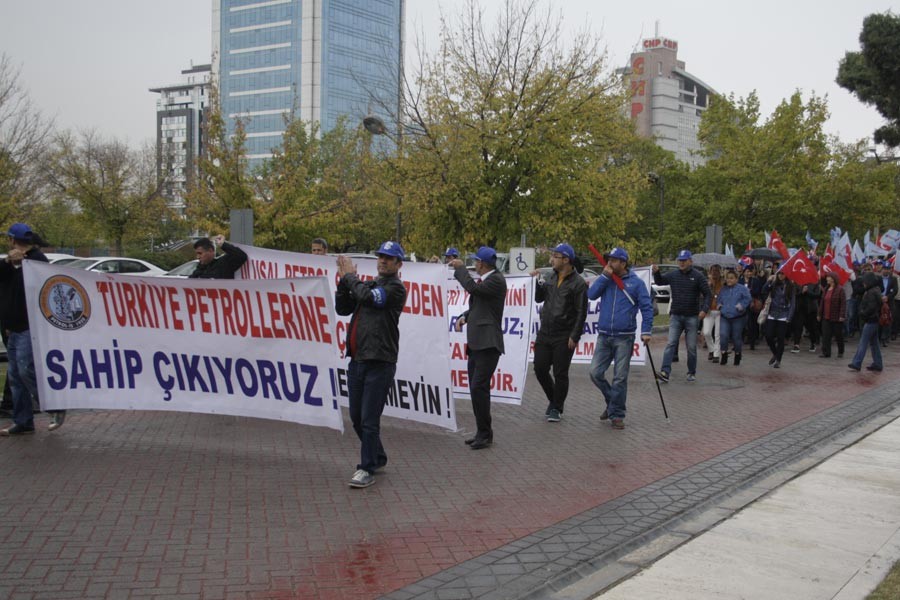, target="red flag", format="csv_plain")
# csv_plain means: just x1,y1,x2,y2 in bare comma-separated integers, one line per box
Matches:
818,244,834,279
822,260,851,286
779,250,820,285
770,229,790,260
